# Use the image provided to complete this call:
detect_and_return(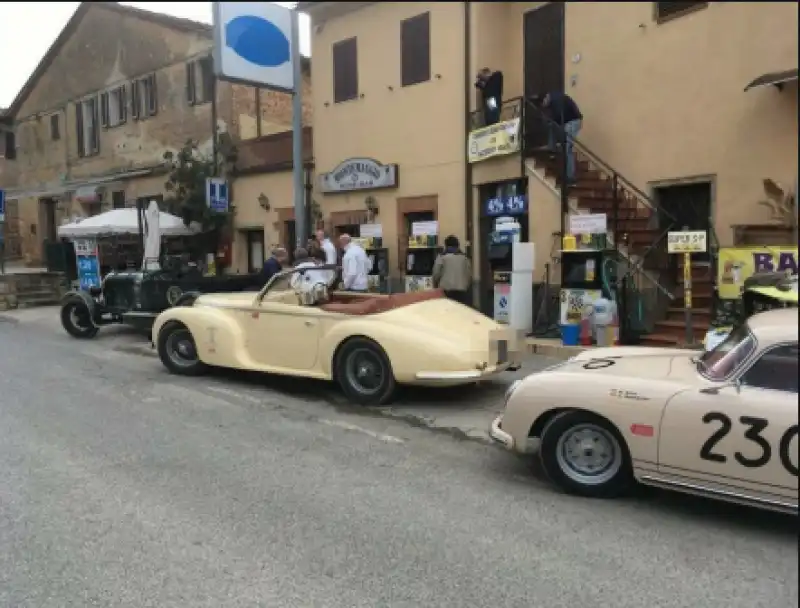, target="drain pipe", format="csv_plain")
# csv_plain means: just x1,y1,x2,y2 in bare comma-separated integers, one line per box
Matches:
463,1,474,295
